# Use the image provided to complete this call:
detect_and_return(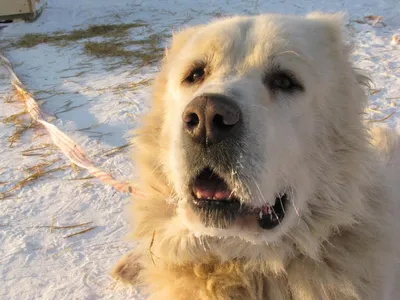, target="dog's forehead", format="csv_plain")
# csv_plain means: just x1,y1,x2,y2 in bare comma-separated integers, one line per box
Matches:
173,14,338,71
186,16,282,61
192,15,325,56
